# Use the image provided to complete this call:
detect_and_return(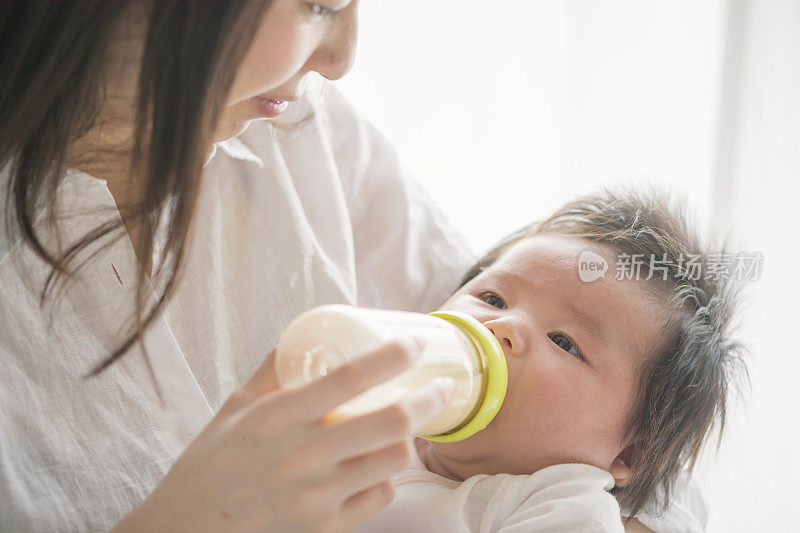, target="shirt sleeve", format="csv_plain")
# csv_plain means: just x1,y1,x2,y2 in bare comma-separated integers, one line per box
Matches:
498,464,625,533
319,85,476,312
